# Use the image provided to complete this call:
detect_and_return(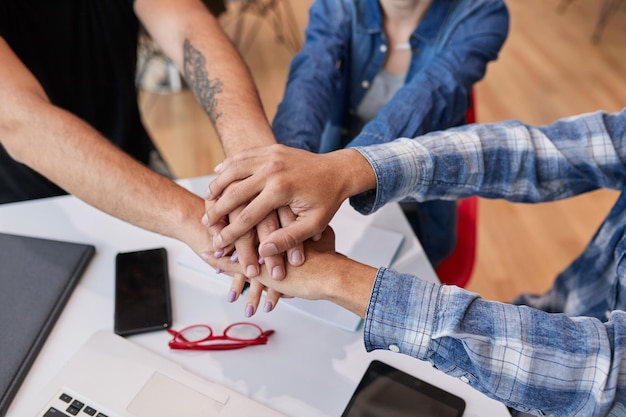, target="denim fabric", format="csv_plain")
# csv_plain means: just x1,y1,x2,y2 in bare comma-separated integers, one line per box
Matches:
272,0,509,265
272,0,509,151
400,199,457,266
358,109,626,416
